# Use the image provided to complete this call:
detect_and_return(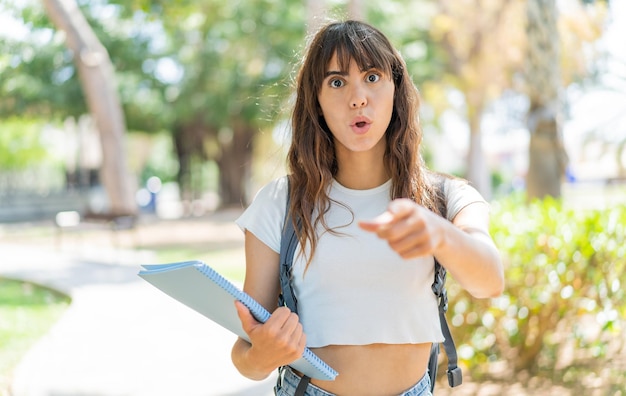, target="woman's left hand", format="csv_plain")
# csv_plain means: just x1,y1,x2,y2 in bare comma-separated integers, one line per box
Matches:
358,198,445,259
